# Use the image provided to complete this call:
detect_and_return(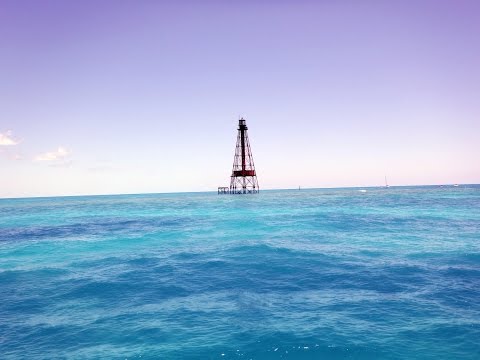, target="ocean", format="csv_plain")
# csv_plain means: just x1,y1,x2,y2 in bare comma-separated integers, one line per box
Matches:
0,186,479,359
